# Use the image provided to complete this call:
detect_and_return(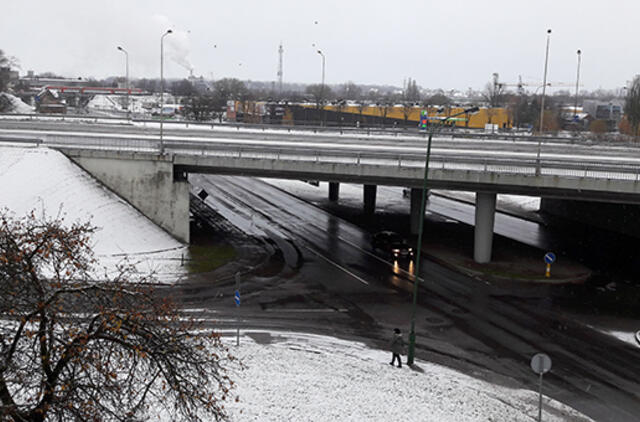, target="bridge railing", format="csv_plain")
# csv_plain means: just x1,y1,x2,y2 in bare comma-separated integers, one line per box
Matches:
2,134,639,184
3,112,627,146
